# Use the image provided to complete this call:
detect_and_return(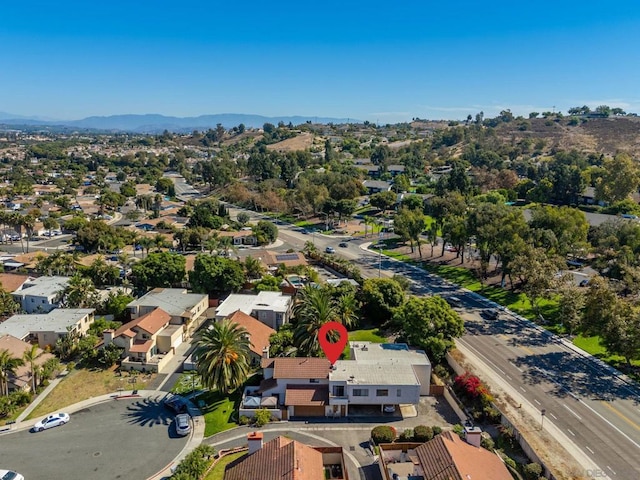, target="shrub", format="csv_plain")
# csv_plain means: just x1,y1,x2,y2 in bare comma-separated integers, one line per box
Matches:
66,361,76,372
238,415,250,426
433,364,449,380
371,425,396,444
399,429,414,442
413,425,434,442
171,444,215,478
522,463,543,480
431,425,442,436
452,424,465,438
480,433,495,451
253,408,272,427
